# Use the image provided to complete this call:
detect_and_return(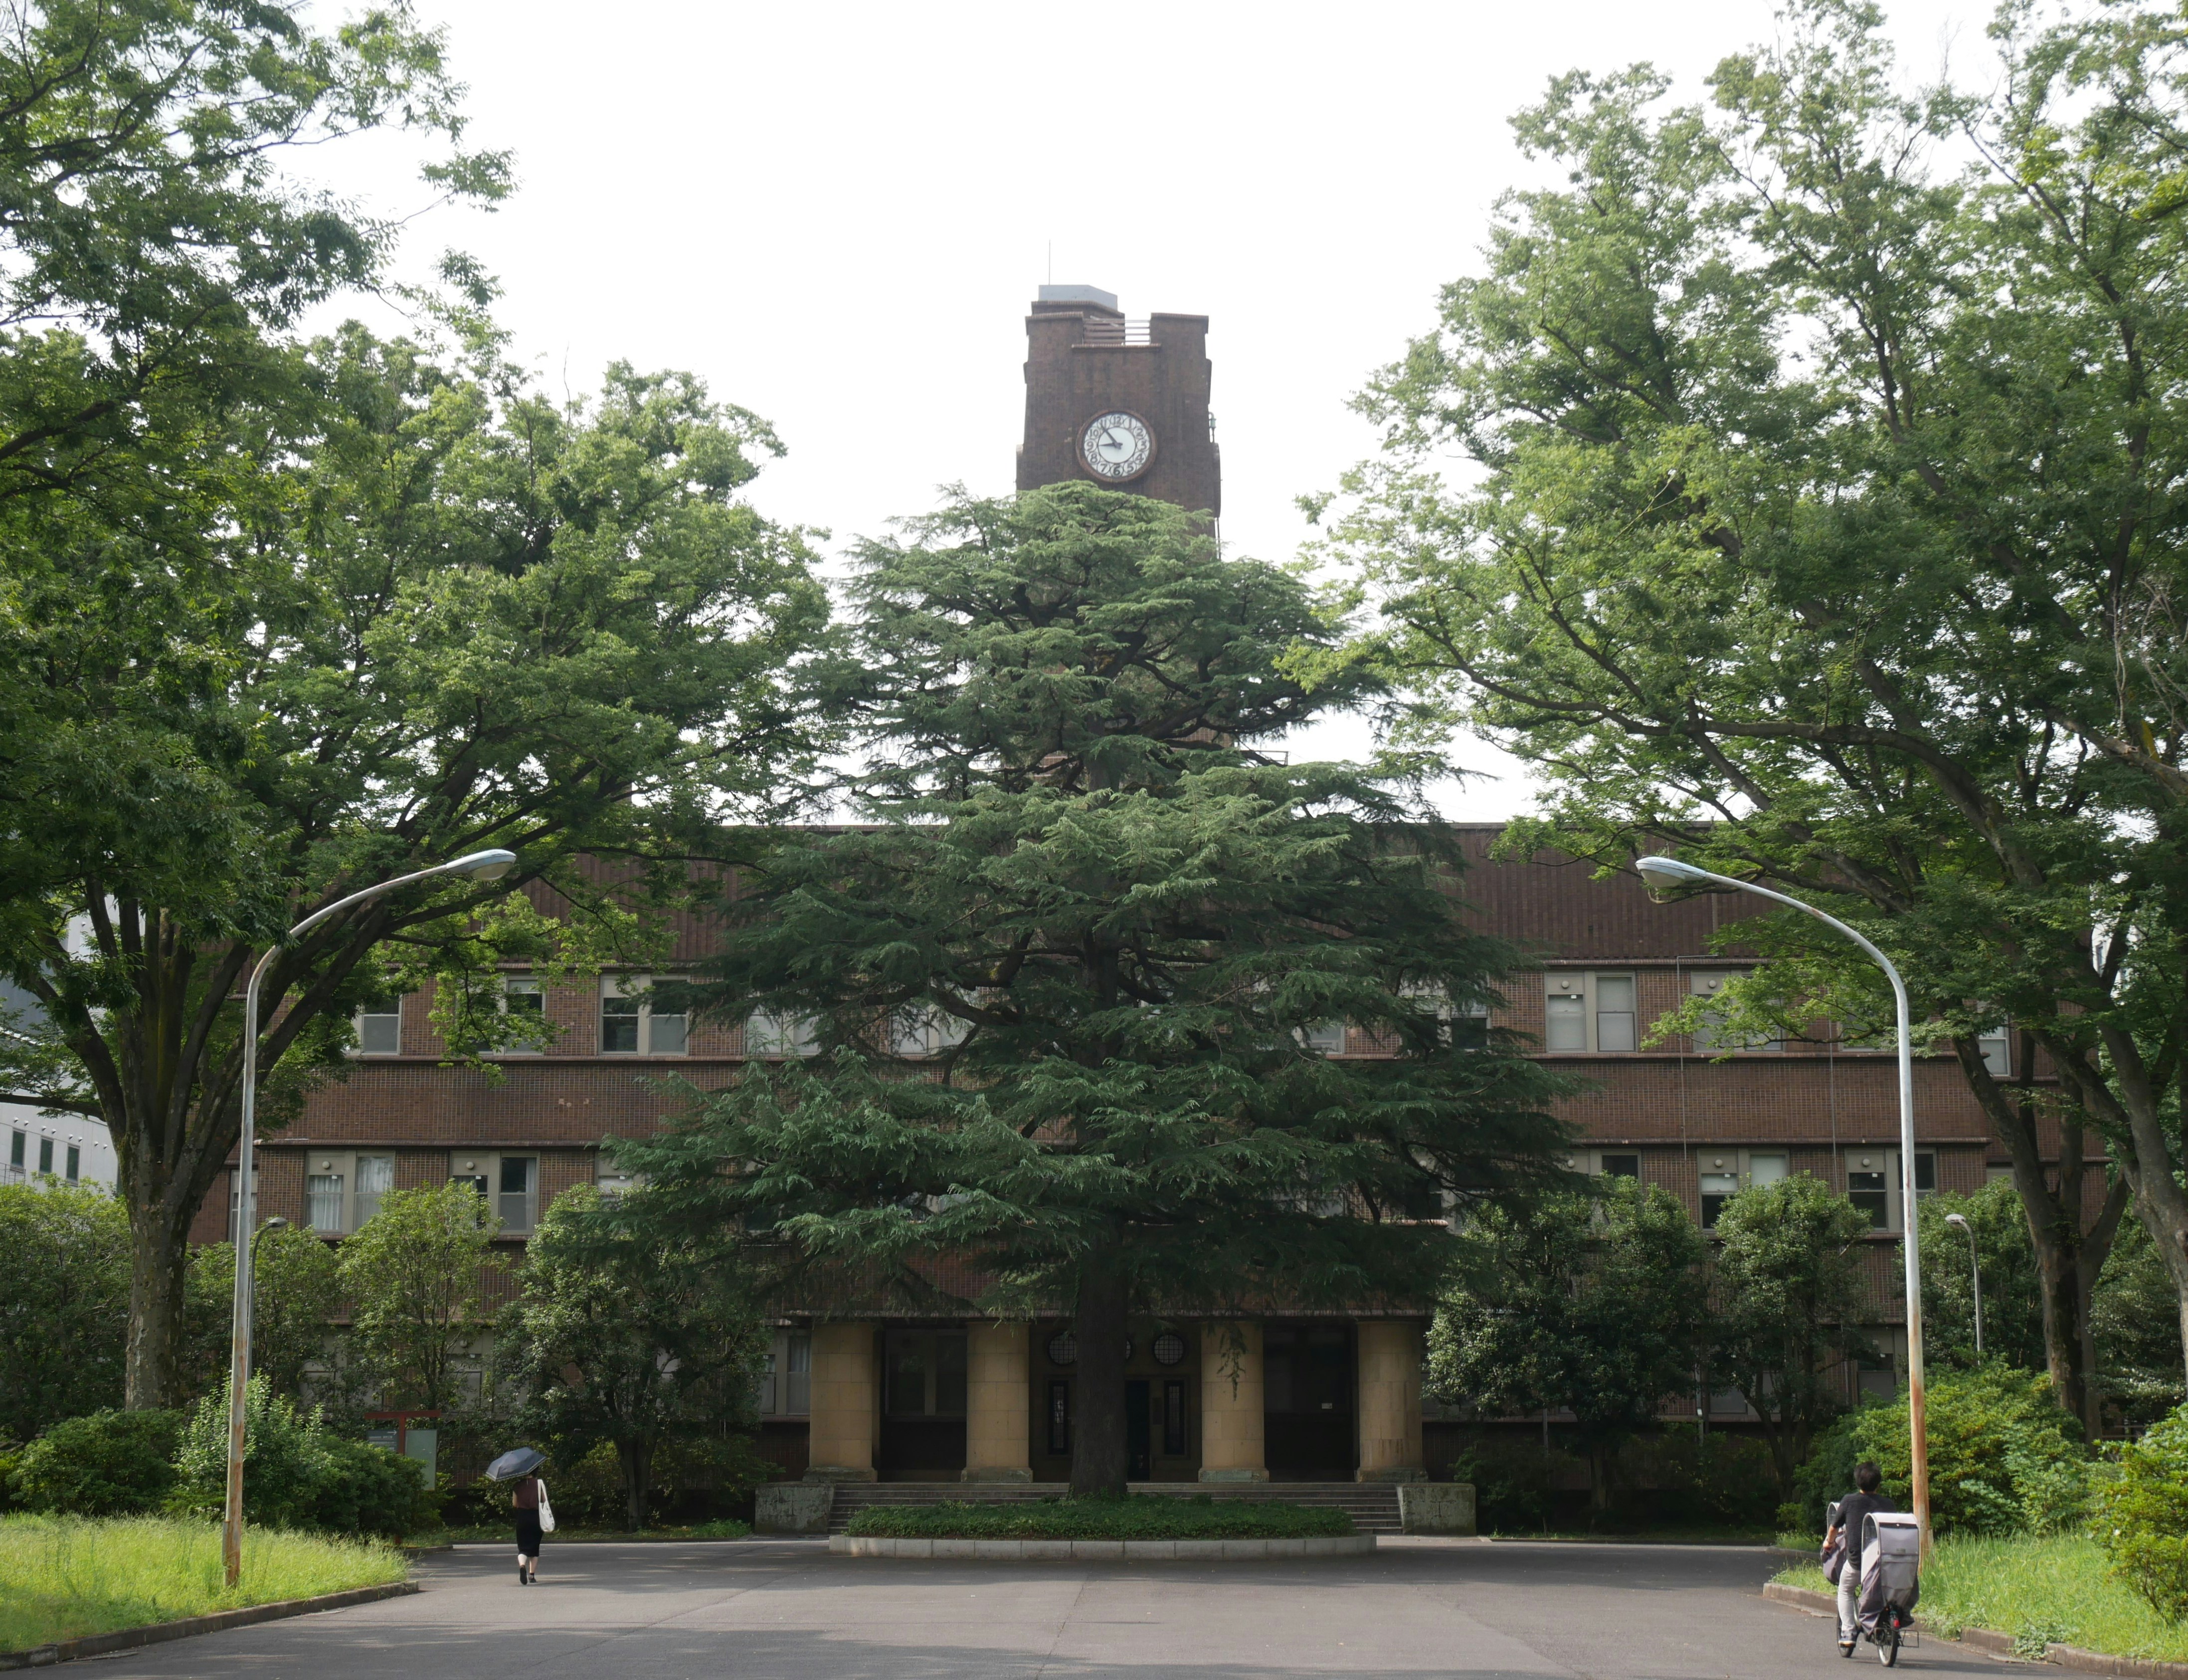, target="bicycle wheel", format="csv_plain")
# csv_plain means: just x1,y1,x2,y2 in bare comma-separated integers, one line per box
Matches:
1878,1614,1902,1668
